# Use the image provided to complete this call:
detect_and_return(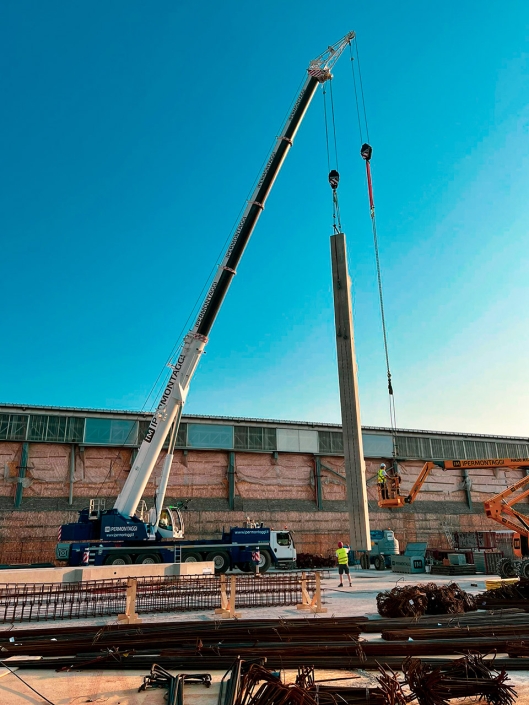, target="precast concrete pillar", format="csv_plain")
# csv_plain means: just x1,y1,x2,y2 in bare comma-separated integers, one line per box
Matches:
330,232,371,551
